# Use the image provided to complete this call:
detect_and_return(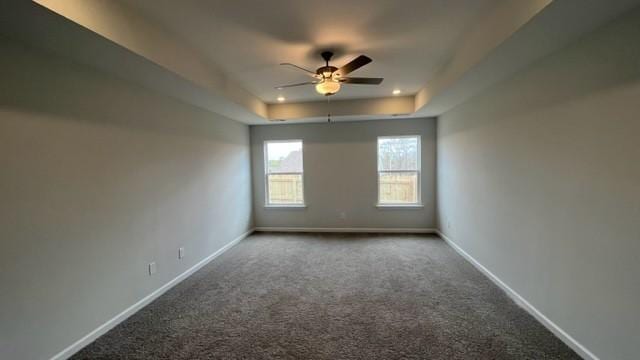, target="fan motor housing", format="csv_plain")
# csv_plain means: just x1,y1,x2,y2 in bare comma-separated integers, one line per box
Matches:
317,66,338,78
